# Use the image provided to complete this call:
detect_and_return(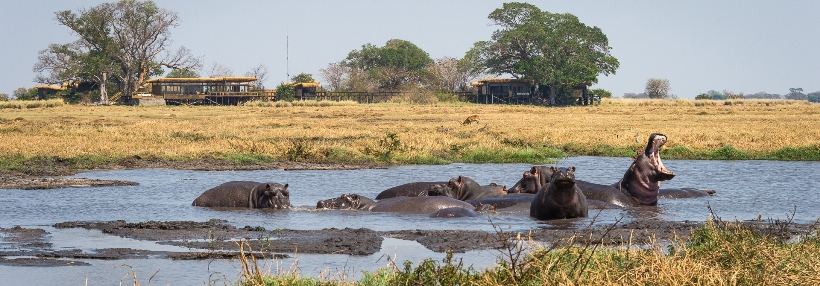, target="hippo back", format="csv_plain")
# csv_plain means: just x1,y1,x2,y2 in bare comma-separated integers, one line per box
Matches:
375,182,448,200
370,196,474,214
